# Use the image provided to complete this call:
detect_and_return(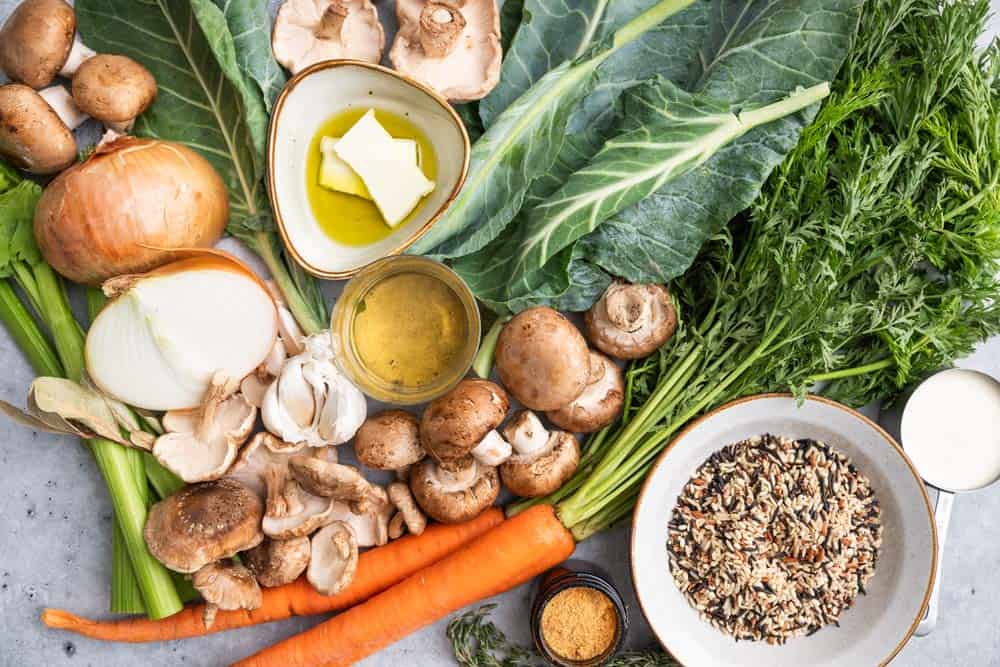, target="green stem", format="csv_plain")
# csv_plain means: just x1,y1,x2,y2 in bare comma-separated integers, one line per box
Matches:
473,317,508,378
613,0,696,47
144,453,186,499
0,281,62,377
739,83,832,130
254,230,325,335
32,264,84,382
807,357,895,383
